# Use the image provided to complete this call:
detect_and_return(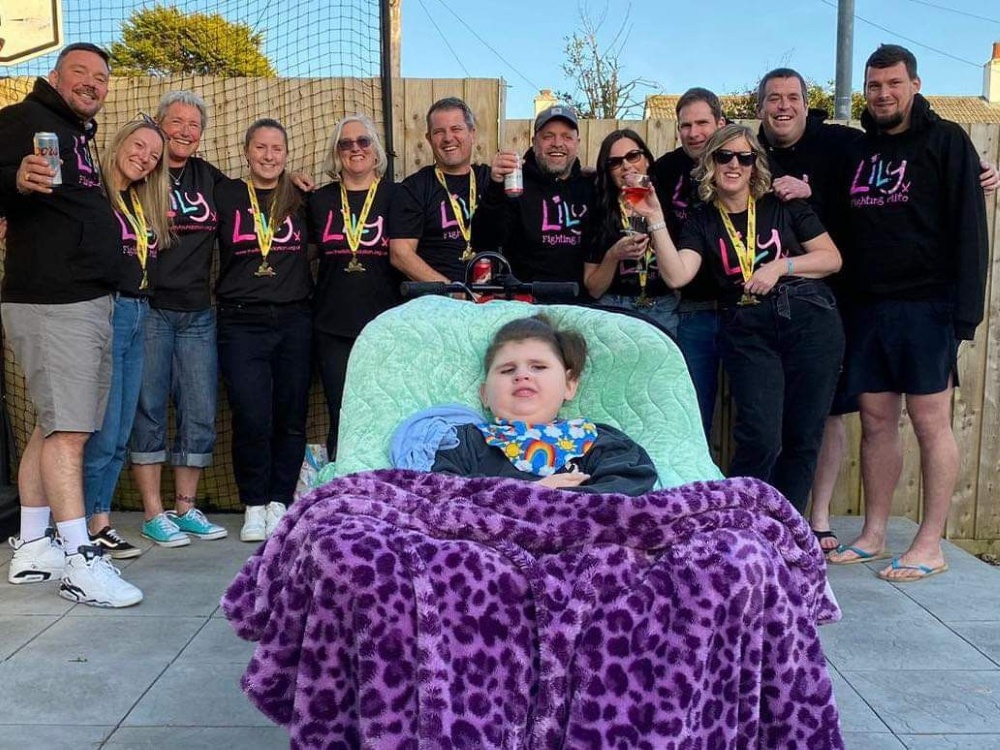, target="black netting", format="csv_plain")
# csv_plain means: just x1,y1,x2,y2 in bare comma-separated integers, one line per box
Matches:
1,0,388,512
